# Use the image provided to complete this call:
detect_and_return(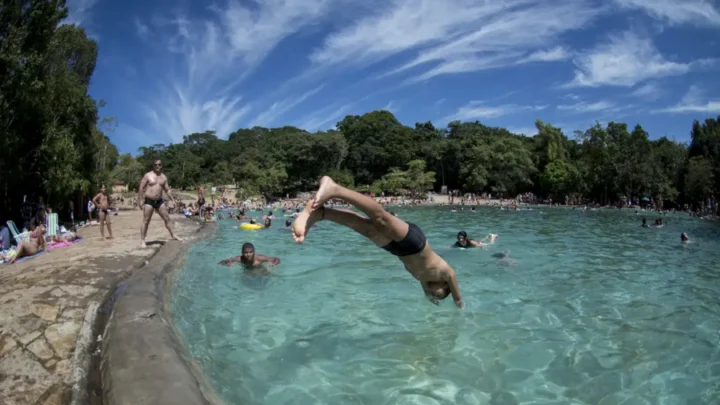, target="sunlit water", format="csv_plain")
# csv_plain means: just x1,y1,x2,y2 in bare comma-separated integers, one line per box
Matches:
171,207,720,405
